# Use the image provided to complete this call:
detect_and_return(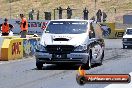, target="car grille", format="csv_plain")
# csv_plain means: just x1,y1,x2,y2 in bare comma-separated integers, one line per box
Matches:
126,38,132,42
46,45,74,54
